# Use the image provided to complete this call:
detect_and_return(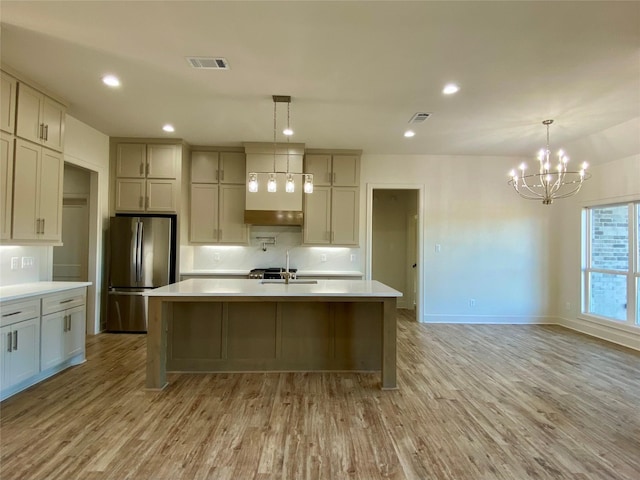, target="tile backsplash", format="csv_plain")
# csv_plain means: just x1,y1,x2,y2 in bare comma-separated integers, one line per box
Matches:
181,226,361,273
